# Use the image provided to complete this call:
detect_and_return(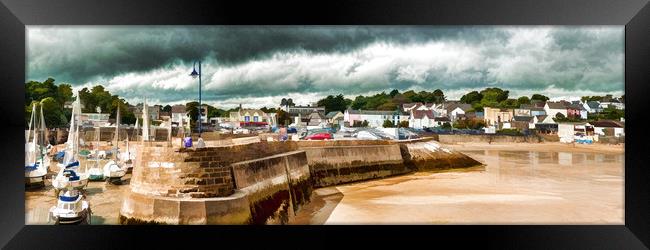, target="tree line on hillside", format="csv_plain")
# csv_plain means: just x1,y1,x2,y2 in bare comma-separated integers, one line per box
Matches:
27,78,623,129
312,88,552,114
